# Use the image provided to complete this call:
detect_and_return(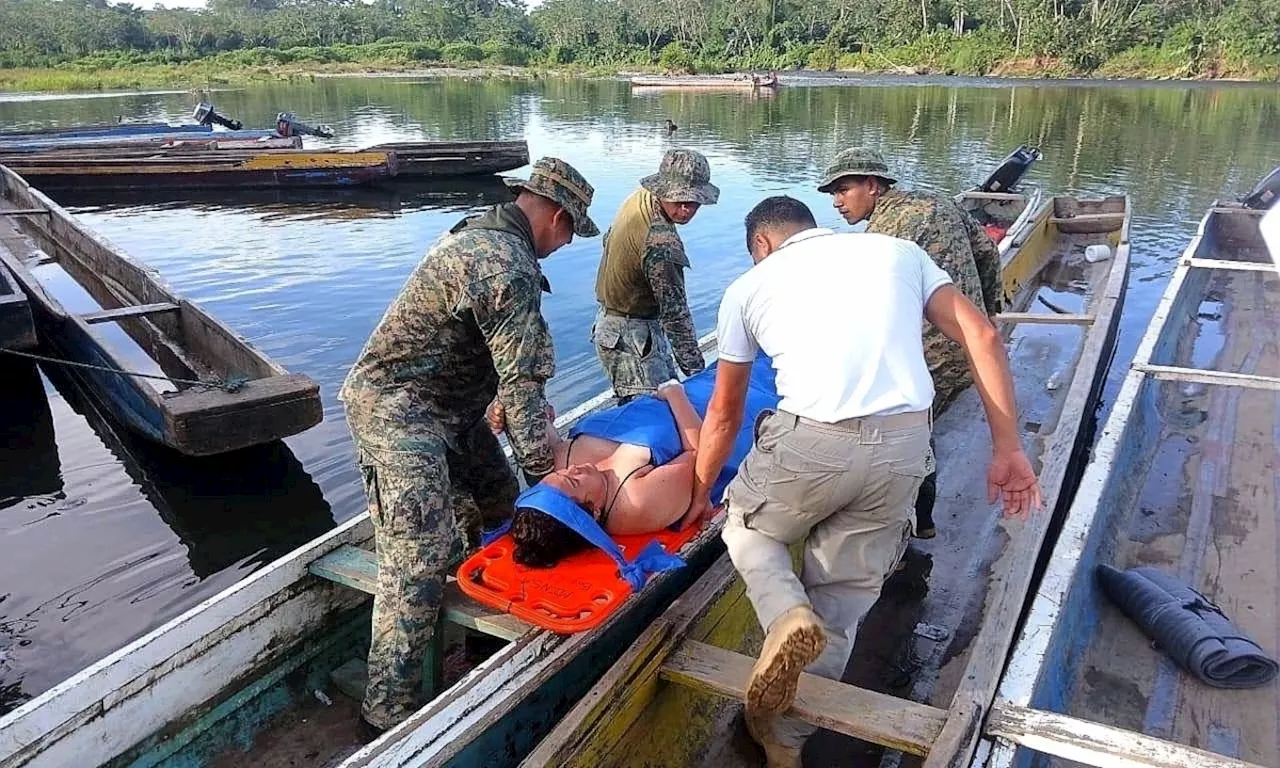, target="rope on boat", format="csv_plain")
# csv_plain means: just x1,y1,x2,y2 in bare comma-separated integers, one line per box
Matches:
0,347,249,393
